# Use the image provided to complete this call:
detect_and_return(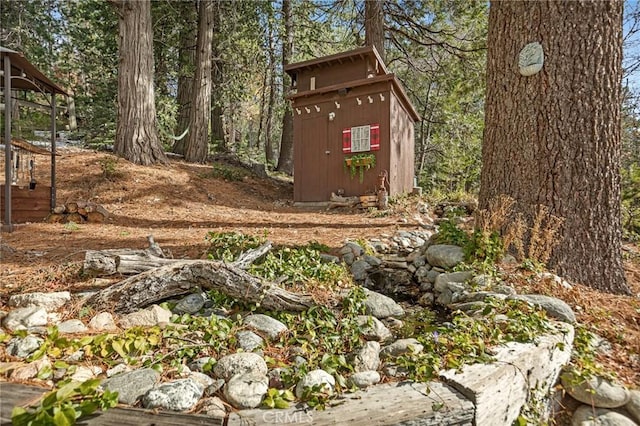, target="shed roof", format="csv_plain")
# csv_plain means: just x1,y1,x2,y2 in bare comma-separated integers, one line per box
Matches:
285,46,389,76
0,46,67,95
